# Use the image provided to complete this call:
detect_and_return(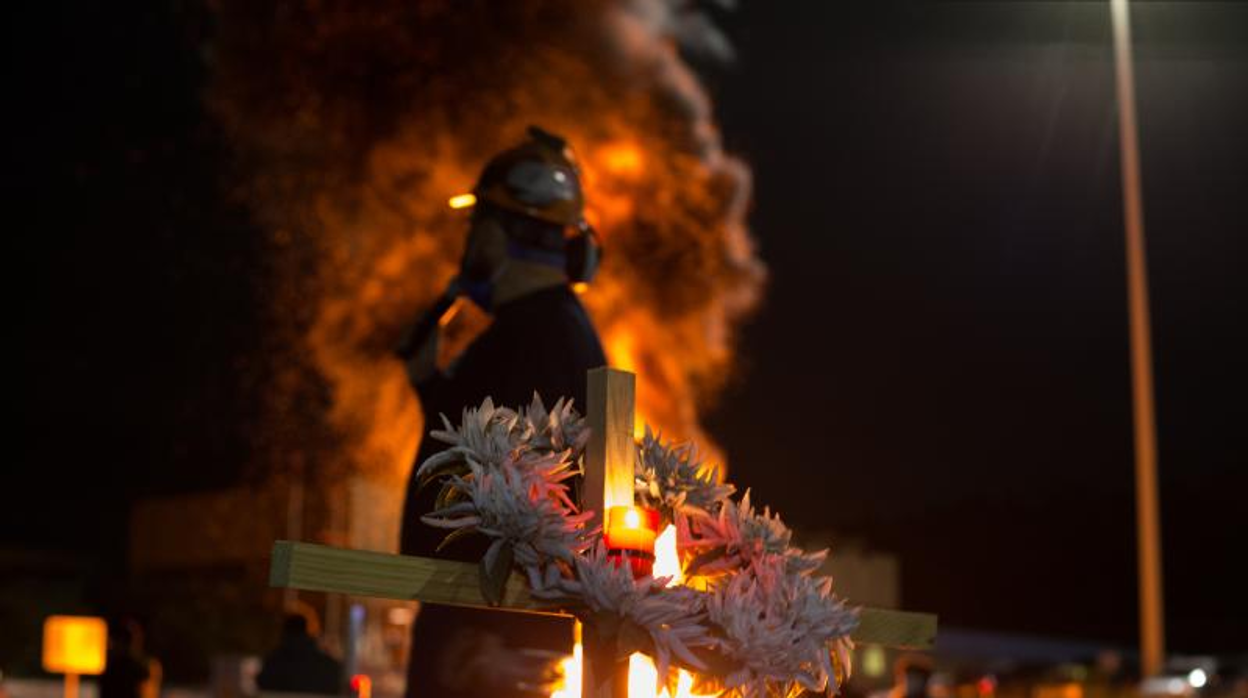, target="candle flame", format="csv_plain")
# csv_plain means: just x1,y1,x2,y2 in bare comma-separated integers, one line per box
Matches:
623,508,642,529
